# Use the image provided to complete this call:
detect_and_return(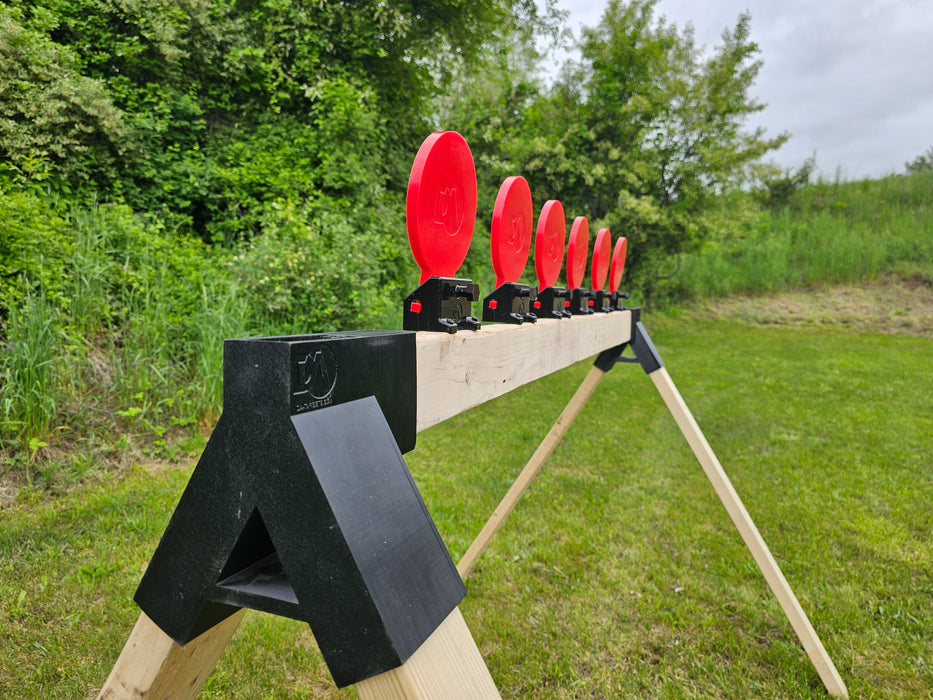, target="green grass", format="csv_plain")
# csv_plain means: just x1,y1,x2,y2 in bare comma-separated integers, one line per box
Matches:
1,316,930,697
677,171,933,299
0,291,59,444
